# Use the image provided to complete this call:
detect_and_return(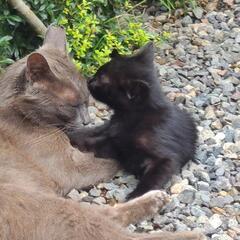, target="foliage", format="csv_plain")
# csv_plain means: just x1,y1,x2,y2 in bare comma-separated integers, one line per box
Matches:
58,0,160,76
0,0,167,75
0,0,64,70
0,35,14,73
159,0,197,11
